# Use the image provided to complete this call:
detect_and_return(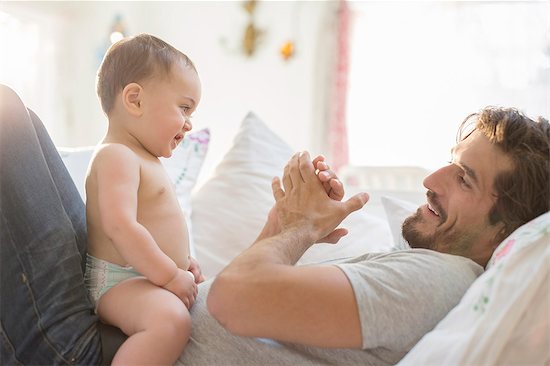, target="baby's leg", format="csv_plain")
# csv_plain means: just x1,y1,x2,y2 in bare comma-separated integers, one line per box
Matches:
97,277,191,365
